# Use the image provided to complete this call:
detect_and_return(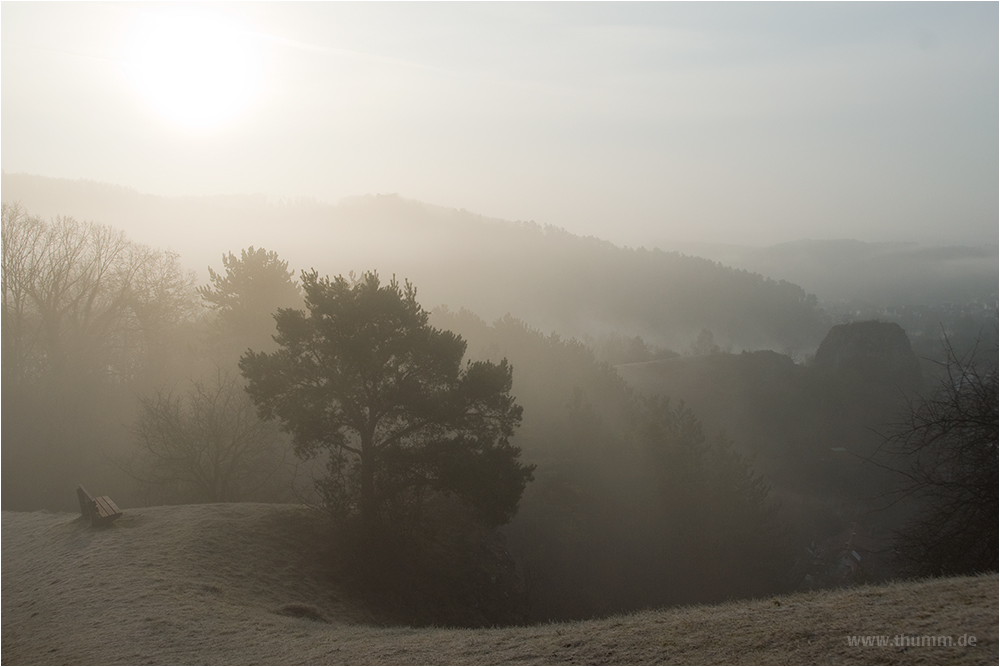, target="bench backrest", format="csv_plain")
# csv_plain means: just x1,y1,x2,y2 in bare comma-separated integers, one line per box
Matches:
77,485,96,519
